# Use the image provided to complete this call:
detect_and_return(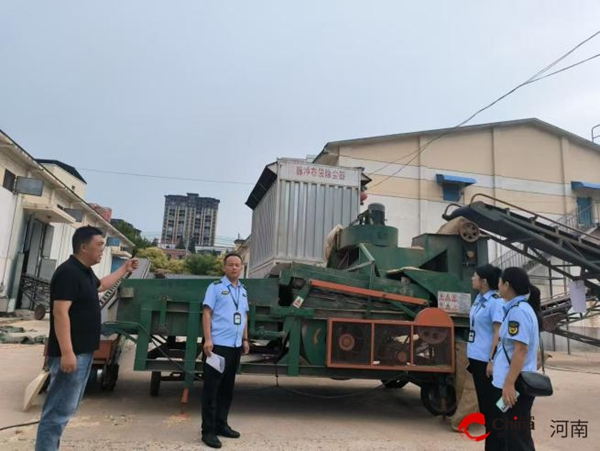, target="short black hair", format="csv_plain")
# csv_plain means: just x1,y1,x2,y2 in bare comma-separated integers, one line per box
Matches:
475,264,502,290
72,226,104,254
223,252,243,264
